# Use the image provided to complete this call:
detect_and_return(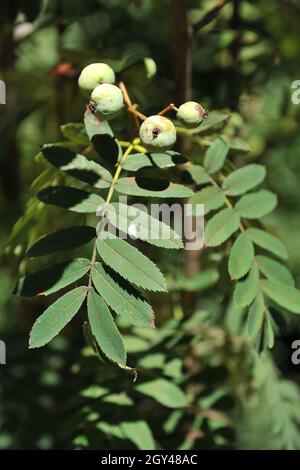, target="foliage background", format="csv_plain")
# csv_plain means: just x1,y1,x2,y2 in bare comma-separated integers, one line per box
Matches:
1,0,300,450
